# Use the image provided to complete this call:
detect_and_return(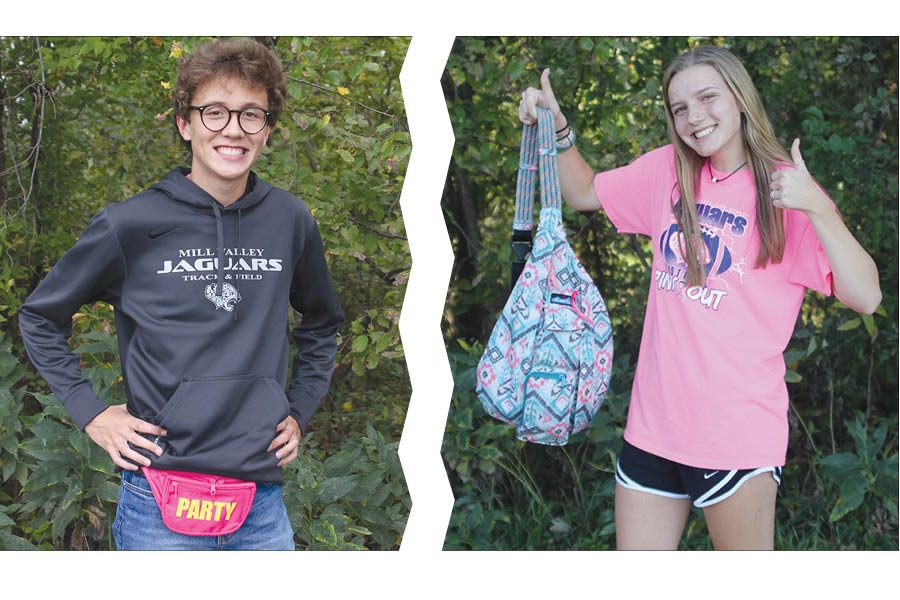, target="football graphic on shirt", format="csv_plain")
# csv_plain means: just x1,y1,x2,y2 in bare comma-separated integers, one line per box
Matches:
659,222,732,278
